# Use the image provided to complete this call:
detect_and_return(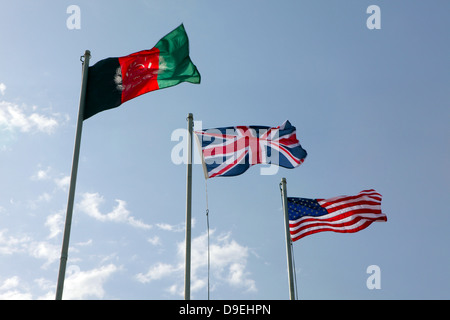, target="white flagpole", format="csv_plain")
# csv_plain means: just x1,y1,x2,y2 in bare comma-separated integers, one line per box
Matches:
280,177,296,300
55,50,91,300
184,113,193,300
